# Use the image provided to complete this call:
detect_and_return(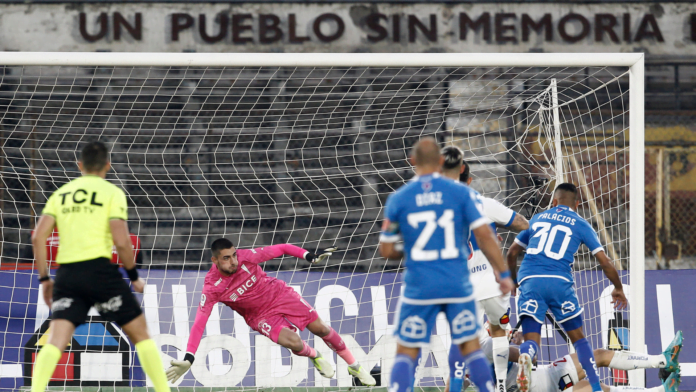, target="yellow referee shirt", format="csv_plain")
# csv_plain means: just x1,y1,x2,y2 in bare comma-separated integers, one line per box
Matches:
42,175,128,264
